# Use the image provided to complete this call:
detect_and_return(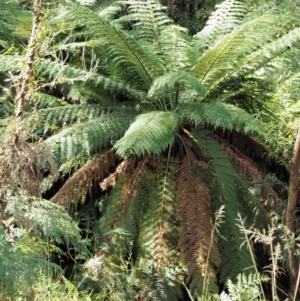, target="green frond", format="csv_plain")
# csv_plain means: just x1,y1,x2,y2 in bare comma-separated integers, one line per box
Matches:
35,59,146,102
114,111,179,159
159,25,198,69
116,0,197,69
98,3,124,21
31,103,136,136
0,0,31,47
136,158,180,264
239,26,300,76
46,112,137,165
134,157,183,300
178,103,266,136
220,273,269,301
32,93,67,109
58,3,164,86
192,130,253,283
117,0,172,43
0,227,60,295
5,194,87,253
0,99,14,119
0,54,23,73
194,0,246,51
191,8,280,92
148,70,207,100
